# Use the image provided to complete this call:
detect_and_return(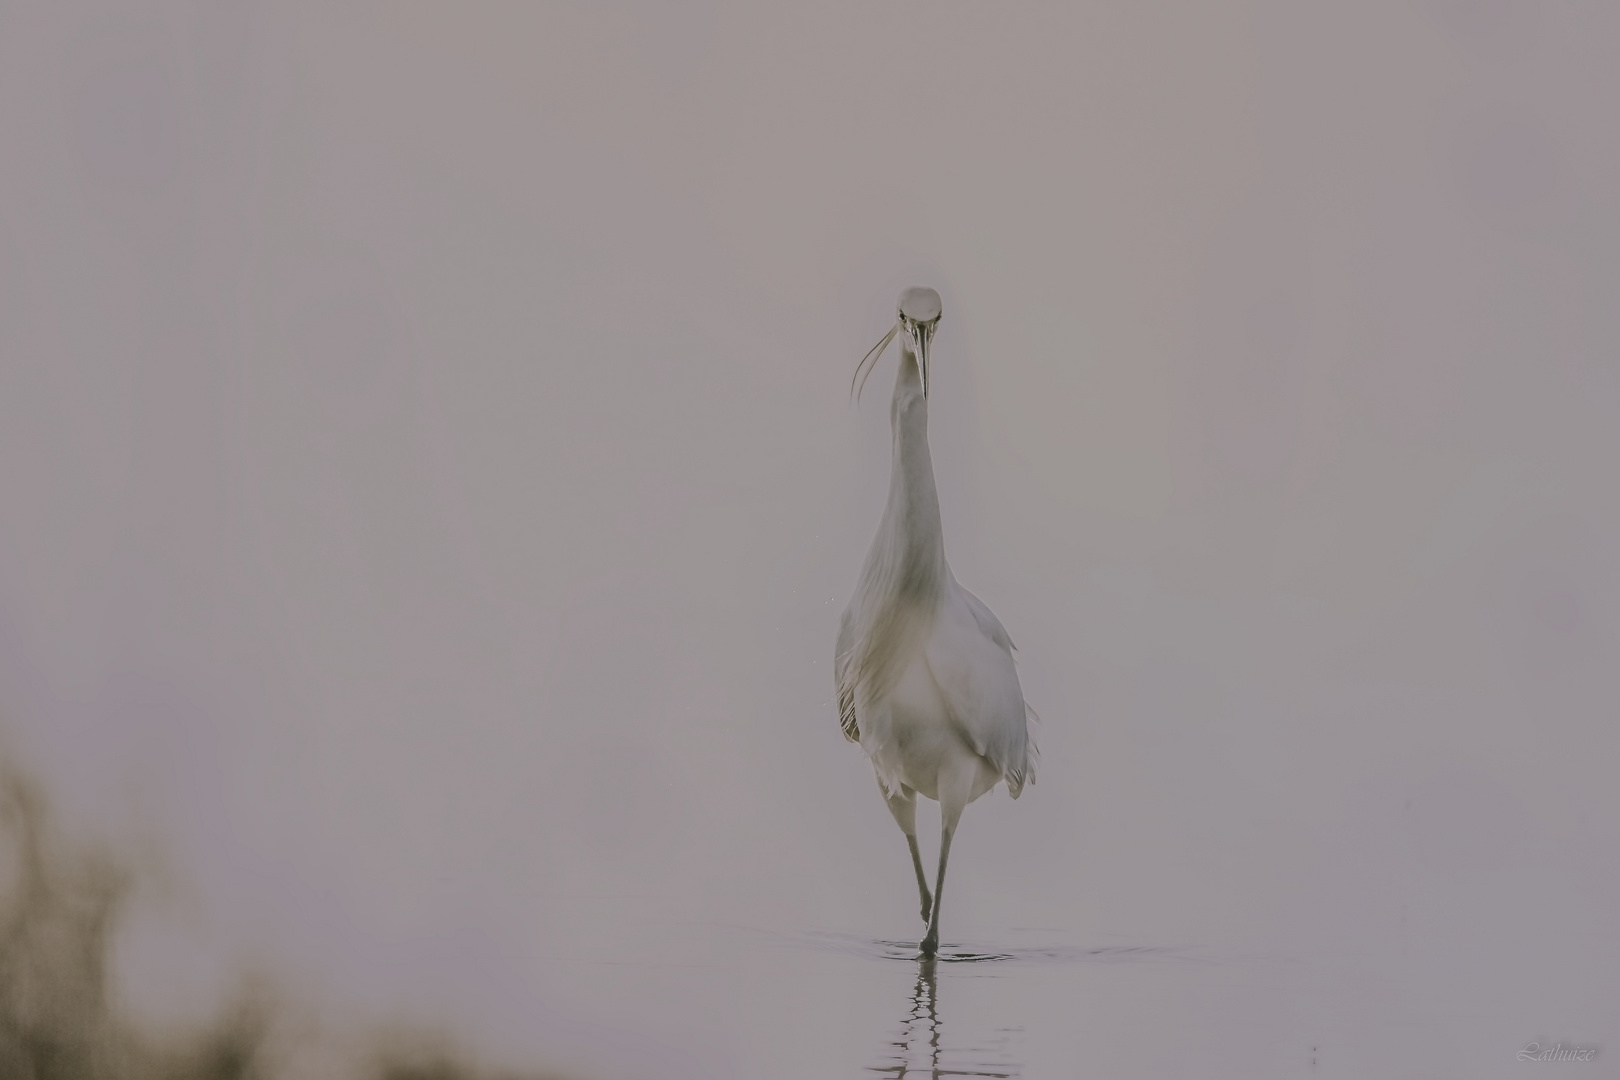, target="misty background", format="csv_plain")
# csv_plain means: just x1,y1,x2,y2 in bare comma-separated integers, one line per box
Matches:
1,2,1616,1077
